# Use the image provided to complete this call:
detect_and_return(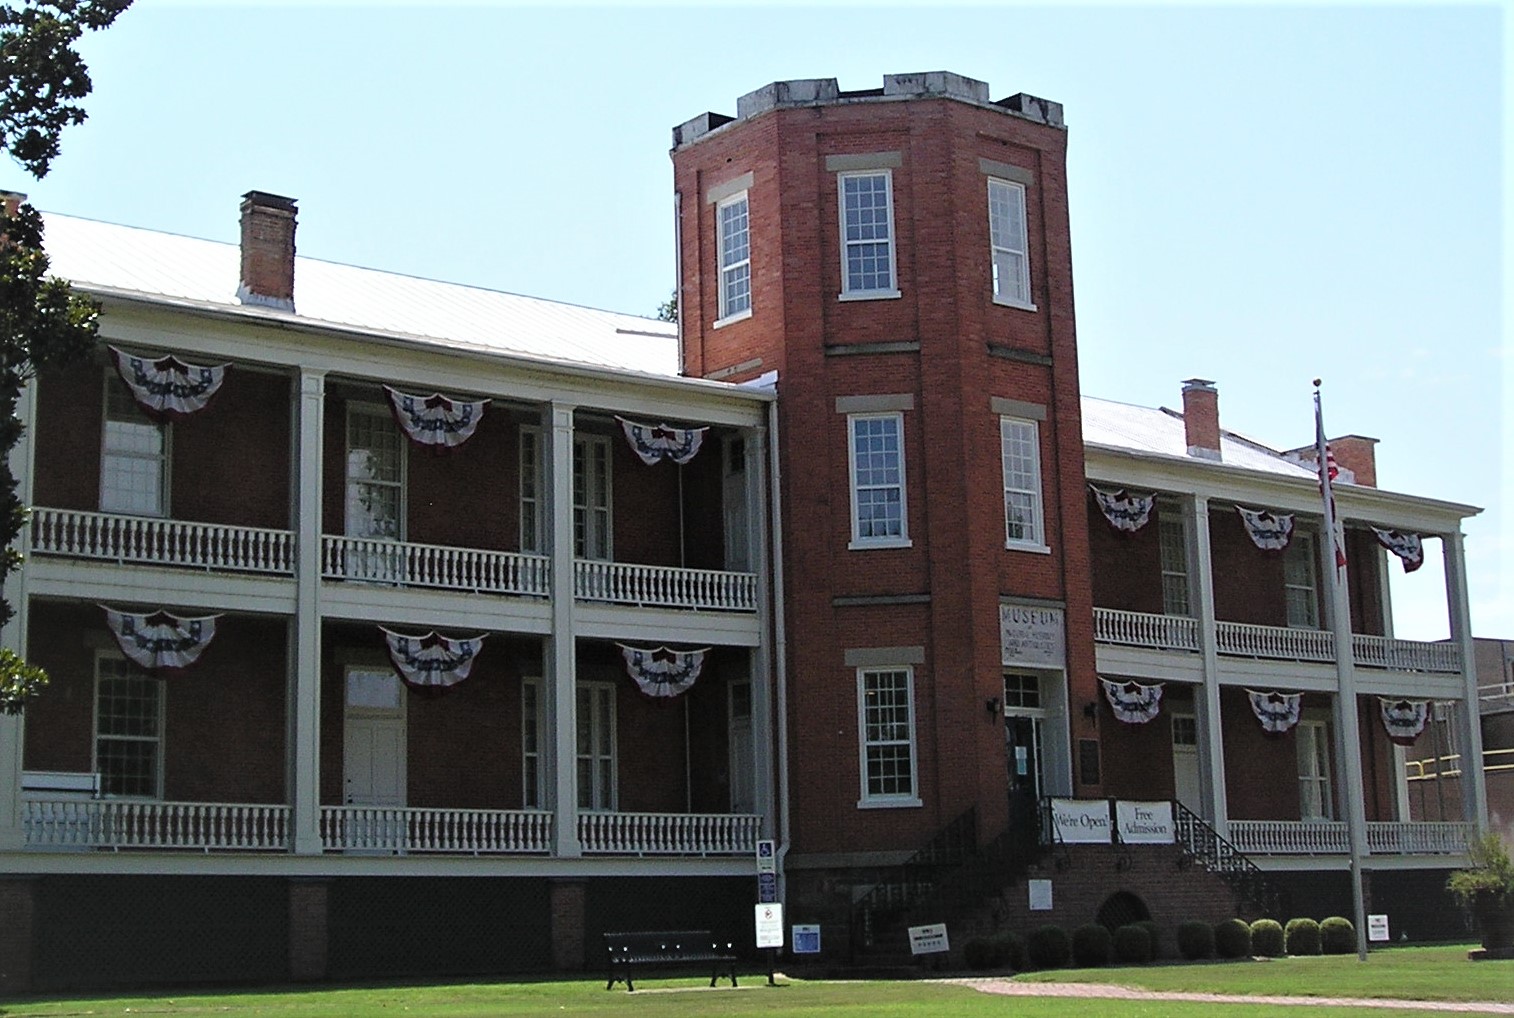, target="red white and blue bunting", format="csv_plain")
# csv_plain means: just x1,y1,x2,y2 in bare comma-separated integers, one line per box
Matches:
381,628,486,693
1100,677,1164,725
616,417,707,466
101,605,220,672
1089,486,1155,534
1246,689,1303,734
1236,507,1295,552
1379,698,1431,747
1372,527,1425,574
617,644,709,699
109,346,230,422
384,386,489,451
